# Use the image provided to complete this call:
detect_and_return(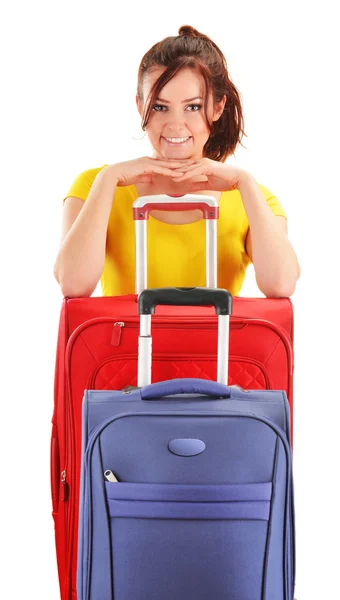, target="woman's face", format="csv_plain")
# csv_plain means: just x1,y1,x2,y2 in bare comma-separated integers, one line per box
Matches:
137,67,225,161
